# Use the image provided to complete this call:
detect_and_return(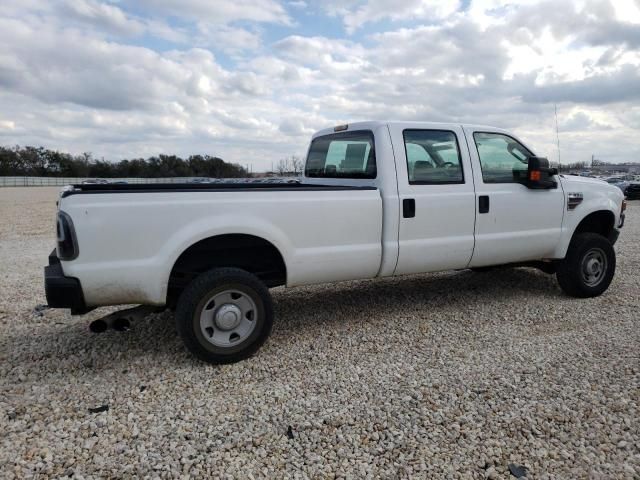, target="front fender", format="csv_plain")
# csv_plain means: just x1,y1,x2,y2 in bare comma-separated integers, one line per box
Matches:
552,180,623,258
